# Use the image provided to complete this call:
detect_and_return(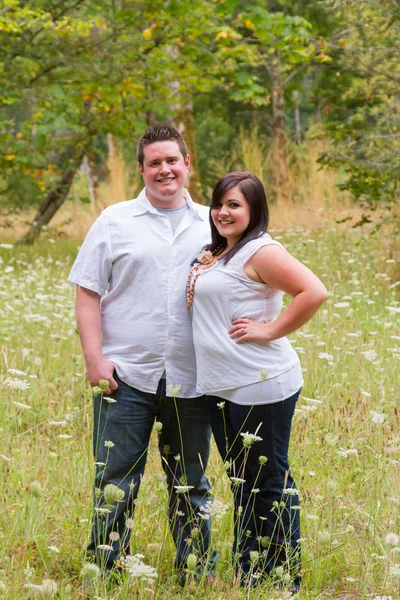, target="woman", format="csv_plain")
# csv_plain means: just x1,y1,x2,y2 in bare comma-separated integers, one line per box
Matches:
187,172,327,590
